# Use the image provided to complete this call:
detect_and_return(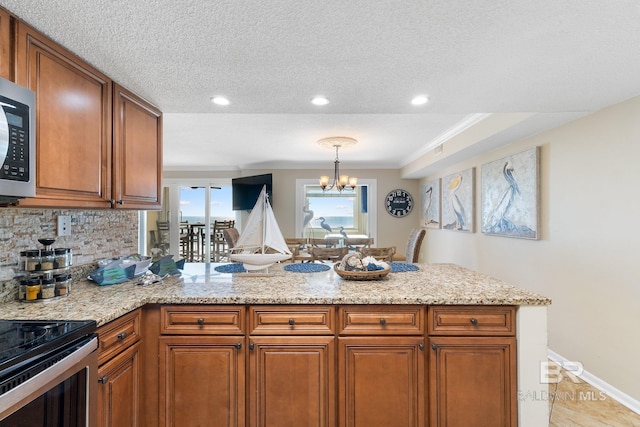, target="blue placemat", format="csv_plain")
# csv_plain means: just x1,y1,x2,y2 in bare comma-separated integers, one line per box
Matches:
389,262,420,272
284,263,331,273
214,263,247,273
